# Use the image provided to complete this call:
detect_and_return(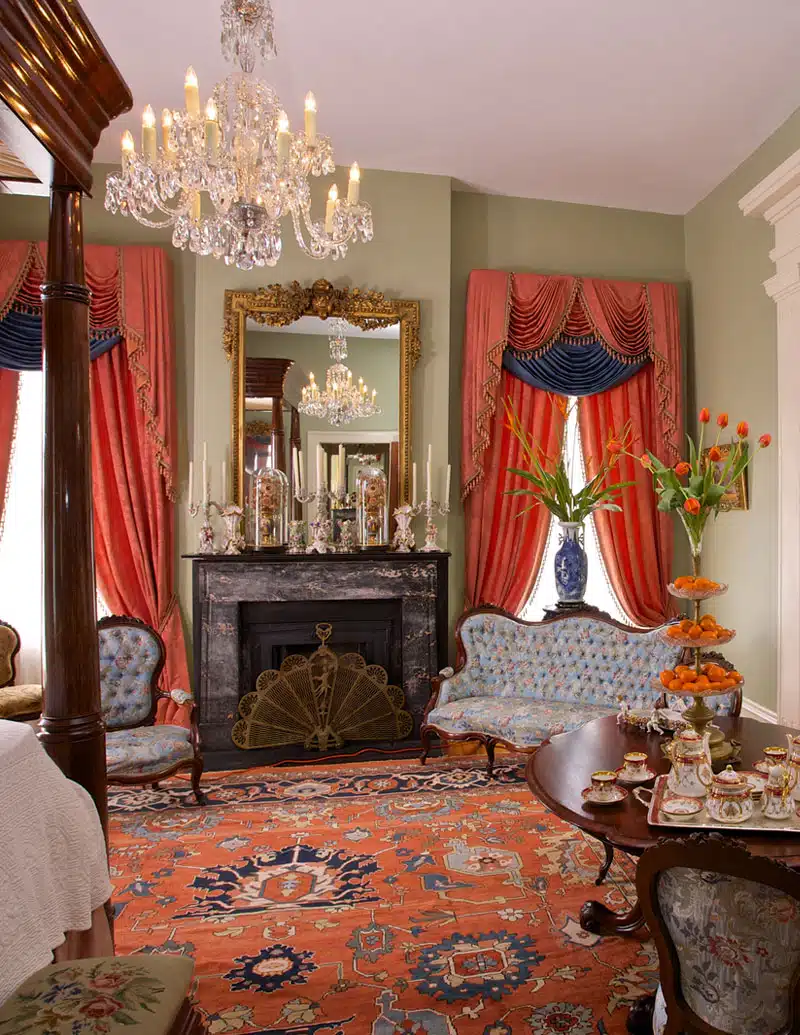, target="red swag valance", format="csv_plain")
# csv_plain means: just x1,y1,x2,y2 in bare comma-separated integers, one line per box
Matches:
462,271,682,499
0,241,176,500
